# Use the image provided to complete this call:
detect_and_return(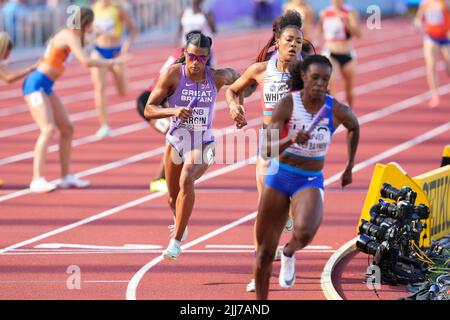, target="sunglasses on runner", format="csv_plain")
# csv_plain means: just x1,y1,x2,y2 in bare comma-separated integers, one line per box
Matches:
186,52,208,63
